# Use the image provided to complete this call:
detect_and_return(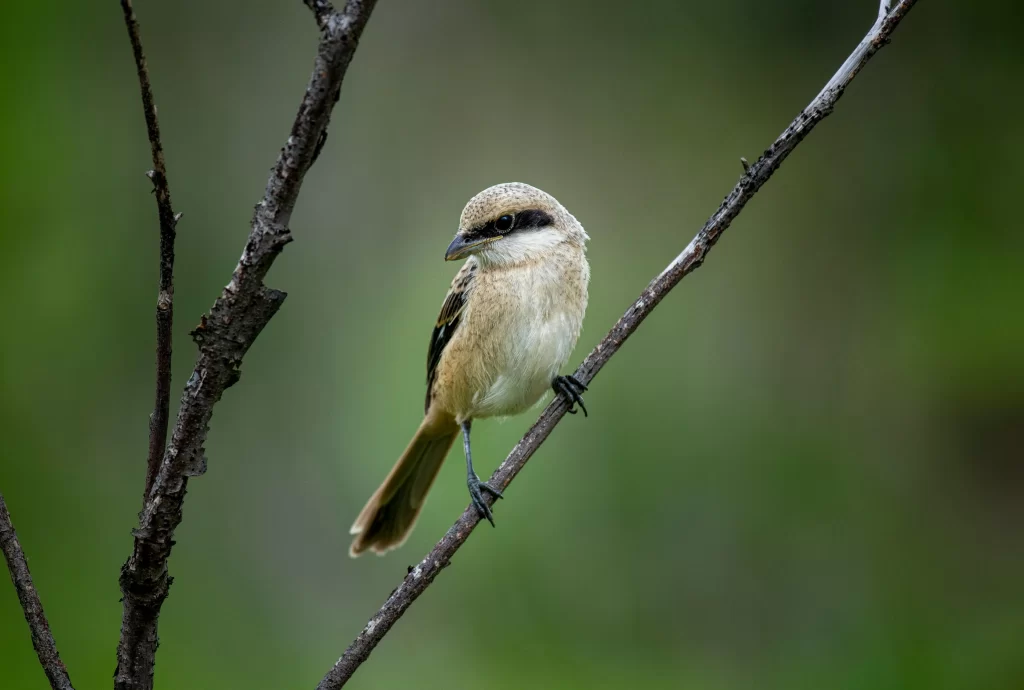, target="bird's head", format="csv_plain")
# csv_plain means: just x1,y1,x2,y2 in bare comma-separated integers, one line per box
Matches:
444,182,587,266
